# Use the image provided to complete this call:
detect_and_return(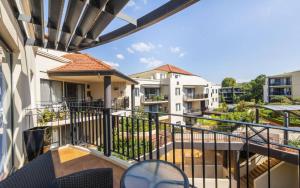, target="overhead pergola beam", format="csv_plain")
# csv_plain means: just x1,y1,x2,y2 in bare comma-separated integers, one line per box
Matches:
58,0,87,50
28,0,45,46
10,0,199,52
47,0,65,49
86,0,129,40
73,0,200,51
116,12,137,26
69,0,109,48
